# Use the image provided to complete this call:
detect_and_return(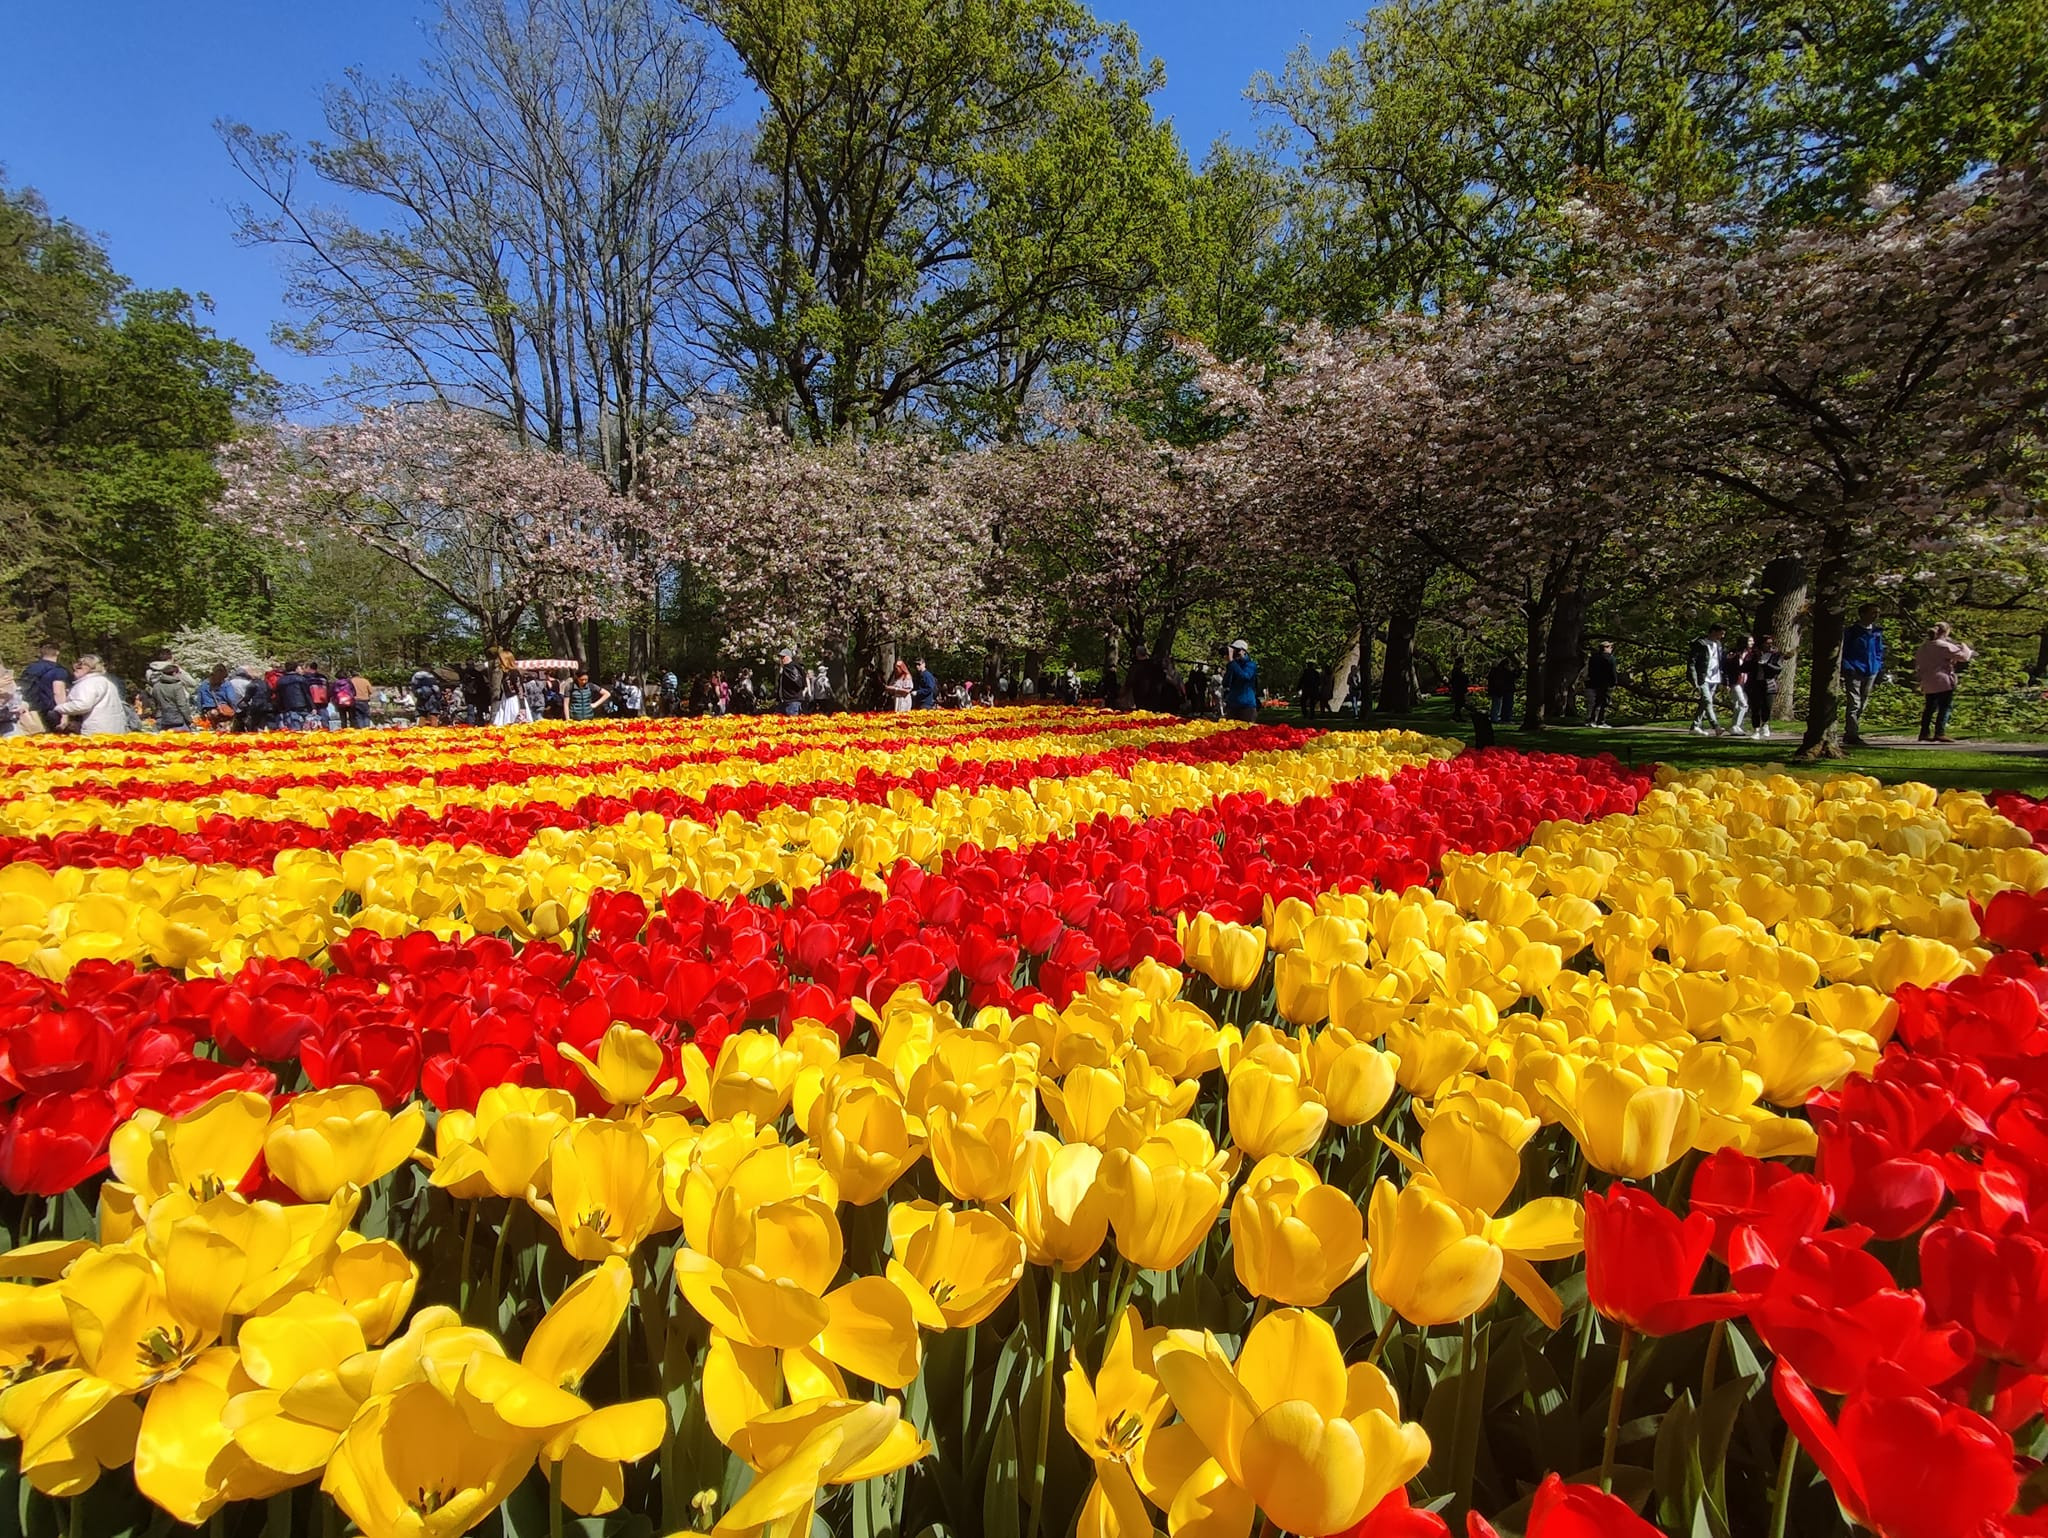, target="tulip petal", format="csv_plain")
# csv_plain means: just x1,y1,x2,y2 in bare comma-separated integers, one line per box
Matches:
819,1275,922,1388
